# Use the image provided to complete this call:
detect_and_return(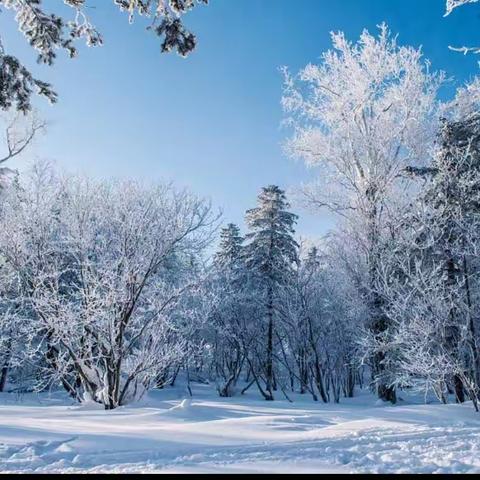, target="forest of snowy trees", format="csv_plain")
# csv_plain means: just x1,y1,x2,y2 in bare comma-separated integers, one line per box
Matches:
0,163,364,408
1,13,480,413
